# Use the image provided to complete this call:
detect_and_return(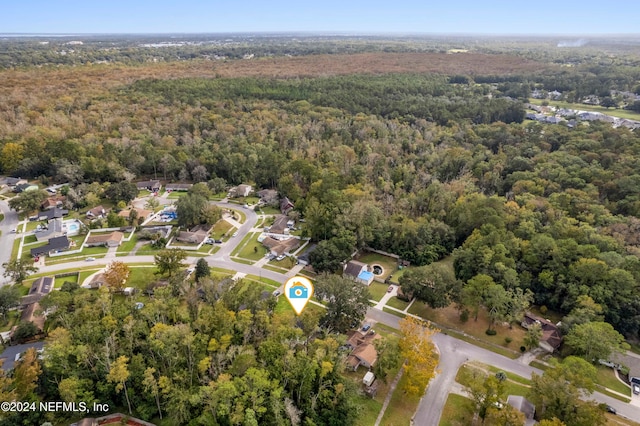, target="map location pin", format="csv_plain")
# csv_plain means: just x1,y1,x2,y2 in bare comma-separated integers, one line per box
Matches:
284,276,314,315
